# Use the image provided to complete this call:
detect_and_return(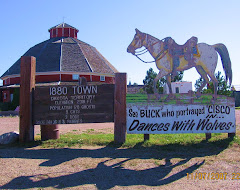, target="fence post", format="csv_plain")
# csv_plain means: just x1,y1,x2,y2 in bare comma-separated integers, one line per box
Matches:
114,73,127,144
19,56,36,142
144,134,150,141
228,133,235,138
205,133,211,140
